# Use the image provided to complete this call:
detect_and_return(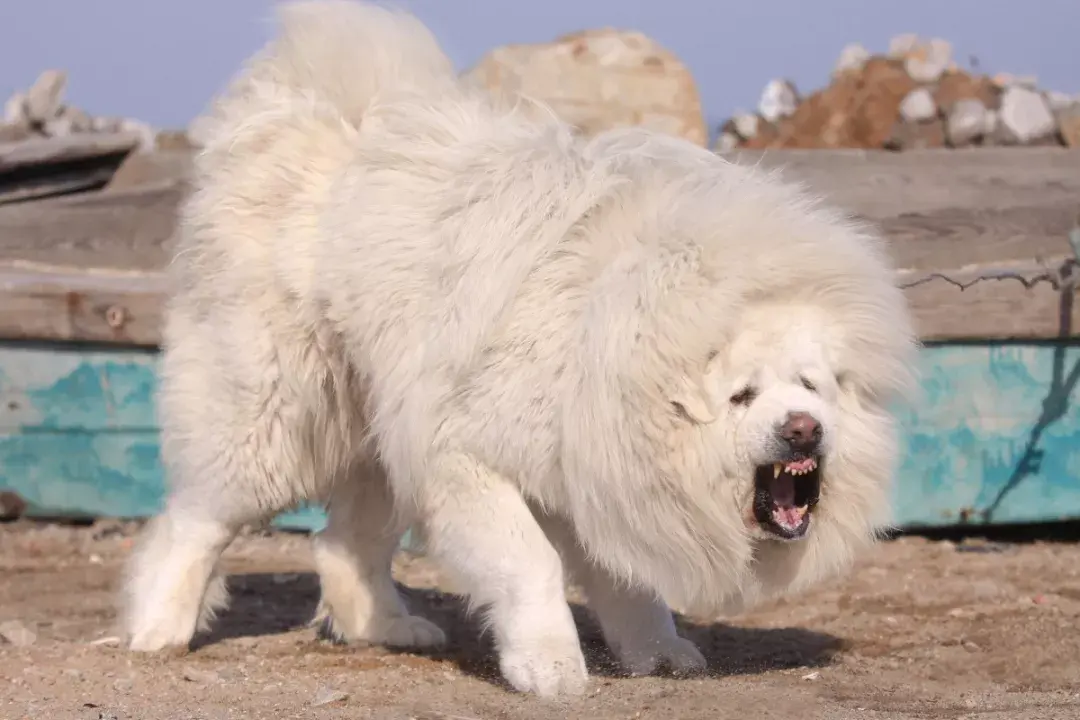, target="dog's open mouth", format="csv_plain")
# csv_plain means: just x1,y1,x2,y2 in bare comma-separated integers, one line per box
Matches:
752,456,822,540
